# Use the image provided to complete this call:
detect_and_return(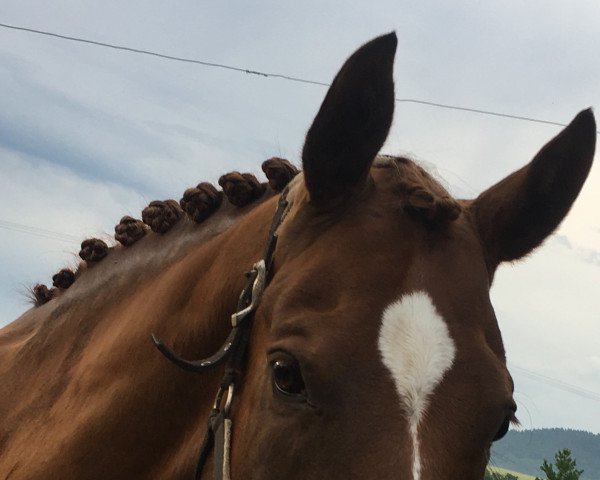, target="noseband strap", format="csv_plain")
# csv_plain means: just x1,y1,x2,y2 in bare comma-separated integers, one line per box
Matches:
151,192,290,480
